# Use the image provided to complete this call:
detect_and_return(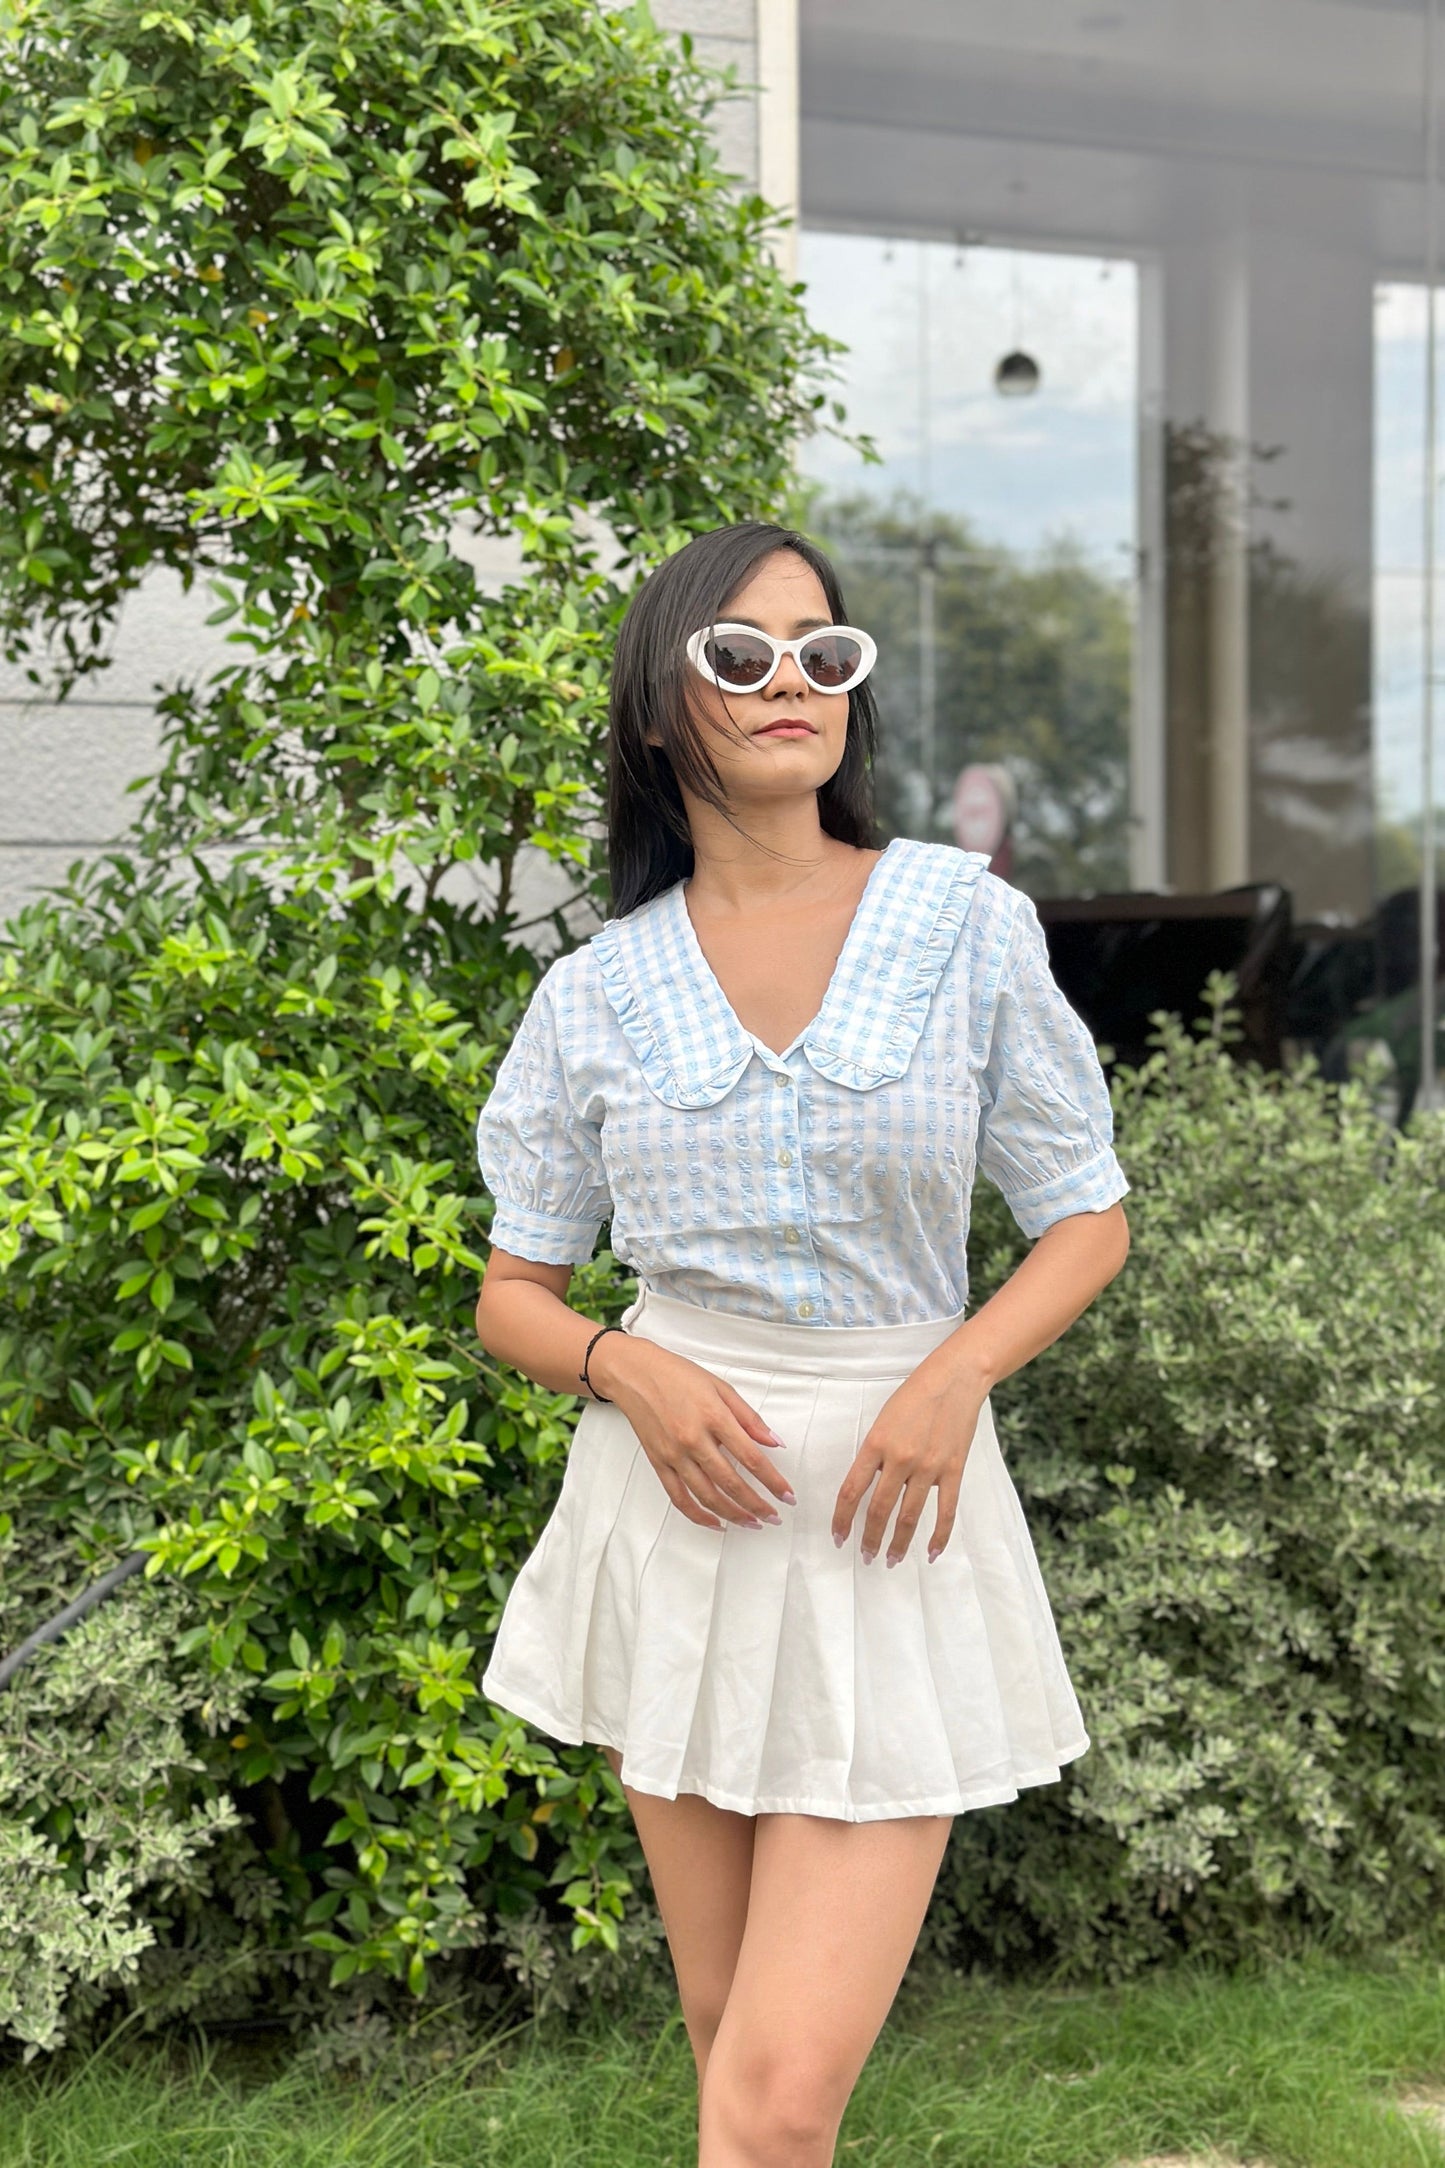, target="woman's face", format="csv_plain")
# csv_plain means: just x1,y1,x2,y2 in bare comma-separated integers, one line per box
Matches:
681,550,854,805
